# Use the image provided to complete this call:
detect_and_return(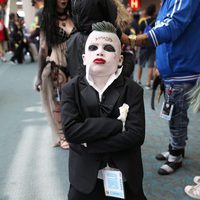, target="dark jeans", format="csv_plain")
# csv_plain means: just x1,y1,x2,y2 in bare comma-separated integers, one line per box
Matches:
164,83,195,150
